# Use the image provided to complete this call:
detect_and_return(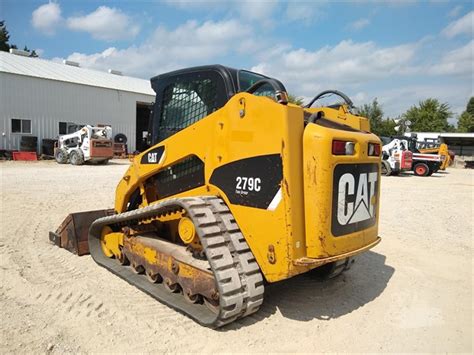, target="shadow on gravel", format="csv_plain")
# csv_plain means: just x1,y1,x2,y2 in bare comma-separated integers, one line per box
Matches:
226,251,394,329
